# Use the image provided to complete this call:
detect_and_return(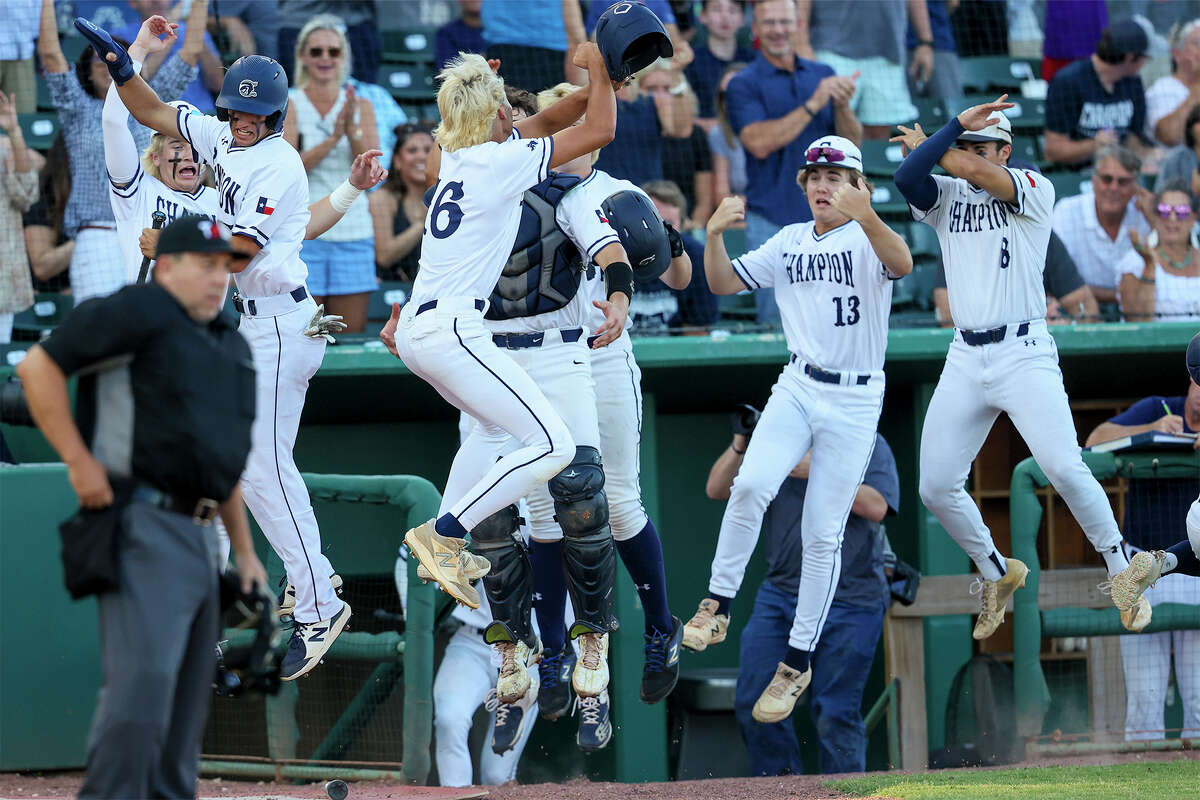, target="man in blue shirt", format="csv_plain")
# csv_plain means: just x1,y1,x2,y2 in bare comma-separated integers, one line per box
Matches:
707,416,899,775
723,0,860,323
435,0,485,71
482,0,567,94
